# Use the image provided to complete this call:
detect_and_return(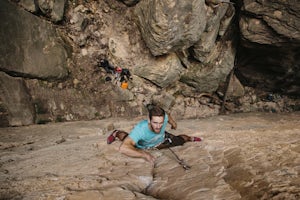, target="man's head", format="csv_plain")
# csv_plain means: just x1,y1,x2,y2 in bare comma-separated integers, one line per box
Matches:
148,106,165,133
